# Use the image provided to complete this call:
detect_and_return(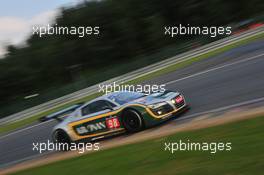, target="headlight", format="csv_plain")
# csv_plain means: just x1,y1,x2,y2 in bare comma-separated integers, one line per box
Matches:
147,102,174,116
147,102,167,109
